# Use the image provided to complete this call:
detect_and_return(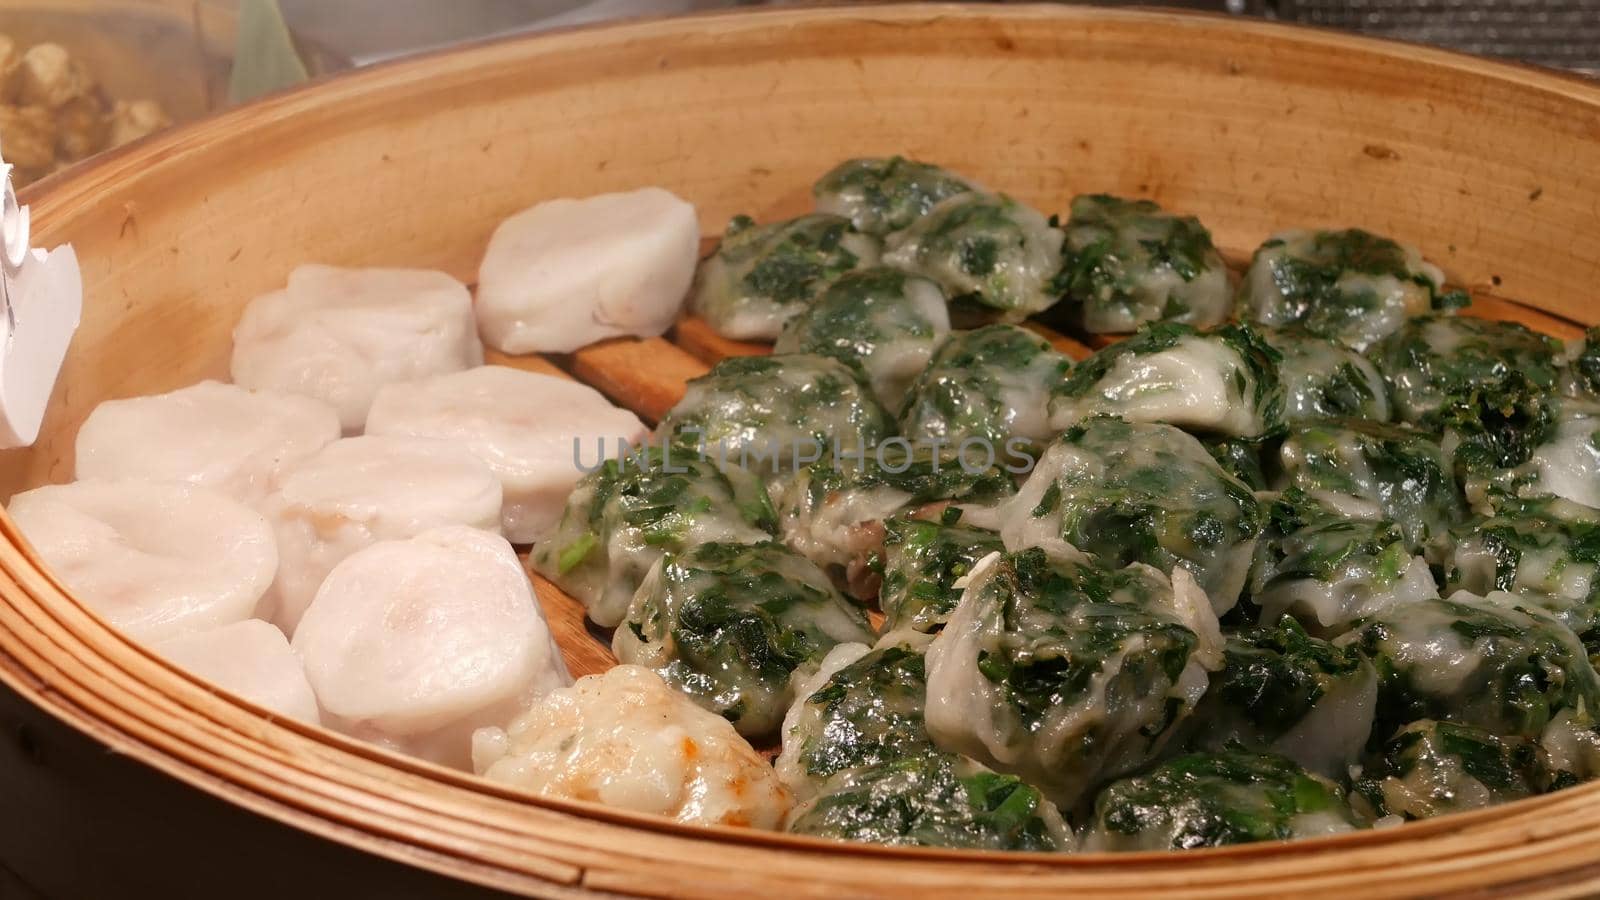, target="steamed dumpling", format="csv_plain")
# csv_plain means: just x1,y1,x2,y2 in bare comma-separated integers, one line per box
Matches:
693,214,879,340
365,366,647,542
811,156,978,236
7,480,276,643
230,264,482,431
261,435,504,634
475,188,700,354
881,192,1064,320
897,324,1071,453
473,665,791,828
153,619,320,724
74,381,339,504
1352,720,1546,821
293,526,569,768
